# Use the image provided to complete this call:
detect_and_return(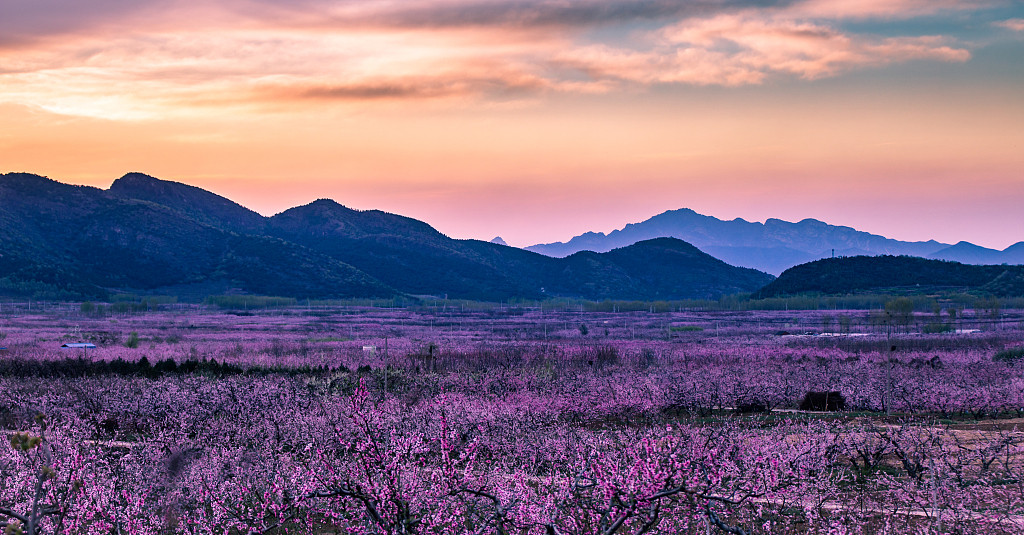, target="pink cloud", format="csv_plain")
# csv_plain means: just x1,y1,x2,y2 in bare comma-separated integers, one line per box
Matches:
554,16,969,87
666,15,968,80
552,45,767,87
995,18,1024,31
